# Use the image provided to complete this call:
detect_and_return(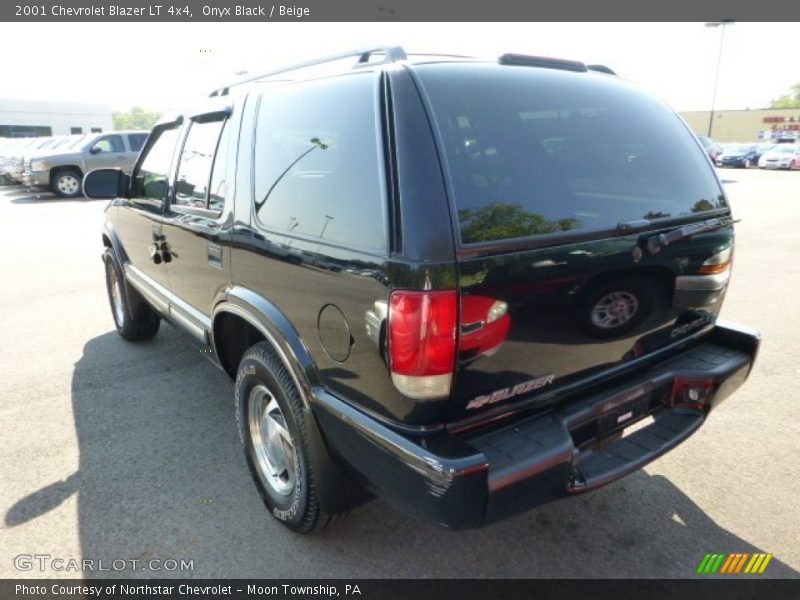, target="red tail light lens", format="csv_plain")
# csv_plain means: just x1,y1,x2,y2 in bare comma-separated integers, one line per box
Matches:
388,290,457,399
